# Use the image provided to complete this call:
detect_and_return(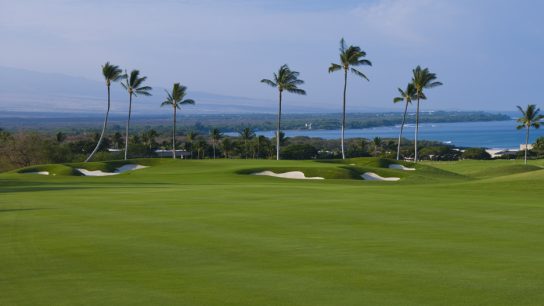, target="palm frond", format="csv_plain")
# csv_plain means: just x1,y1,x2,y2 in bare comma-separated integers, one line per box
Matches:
339,38,346,53
353,59,372,66
427,81,443,88
328,63,342,73
181,99,195,105
350,68,369,81
261,79,277,87
135,90,151,96
285,88,306,95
